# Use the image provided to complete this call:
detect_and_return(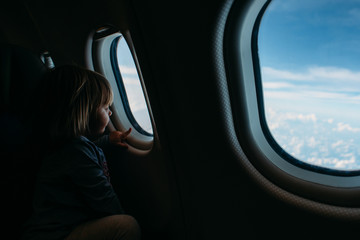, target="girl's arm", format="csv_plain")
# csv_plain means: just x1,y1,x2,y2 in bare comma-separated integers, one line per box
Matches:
108,128,132,148
94,128,132,149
